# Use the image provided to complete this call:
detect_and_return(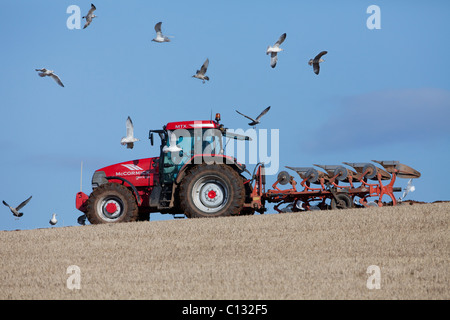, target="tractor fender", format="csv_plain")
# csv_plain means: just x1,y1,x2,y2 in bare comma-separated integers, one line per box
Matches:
175,154,246,185
105,176,142,205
